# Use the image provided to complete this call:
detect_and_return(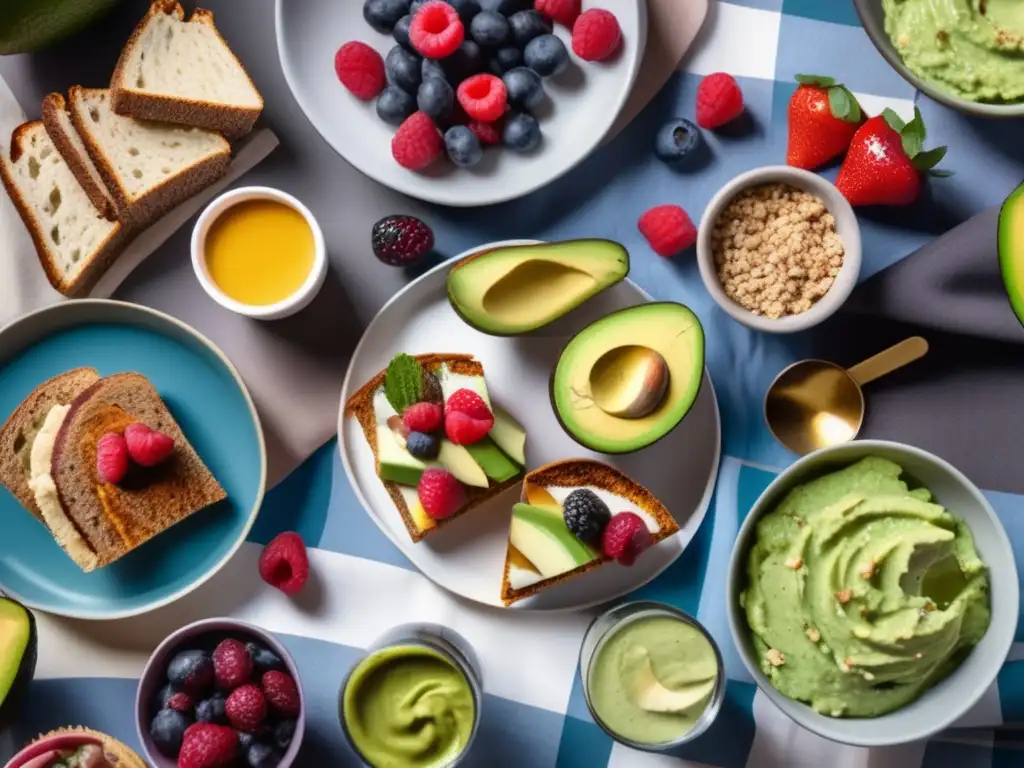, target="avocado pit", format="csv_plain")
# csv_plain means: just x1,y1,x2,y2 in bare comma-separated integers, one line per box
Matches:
589,346,669,419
